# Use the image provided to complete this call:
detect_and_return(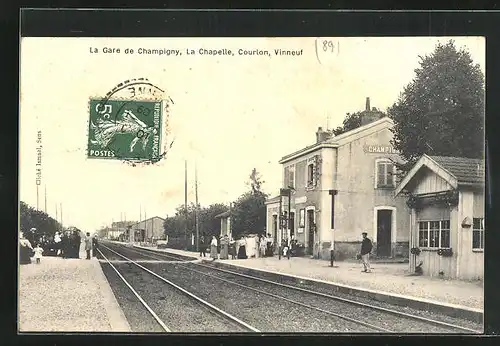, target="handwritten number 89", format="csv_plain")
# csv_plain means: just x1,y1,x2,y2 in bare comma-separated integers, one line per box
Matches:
323,40,335,52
